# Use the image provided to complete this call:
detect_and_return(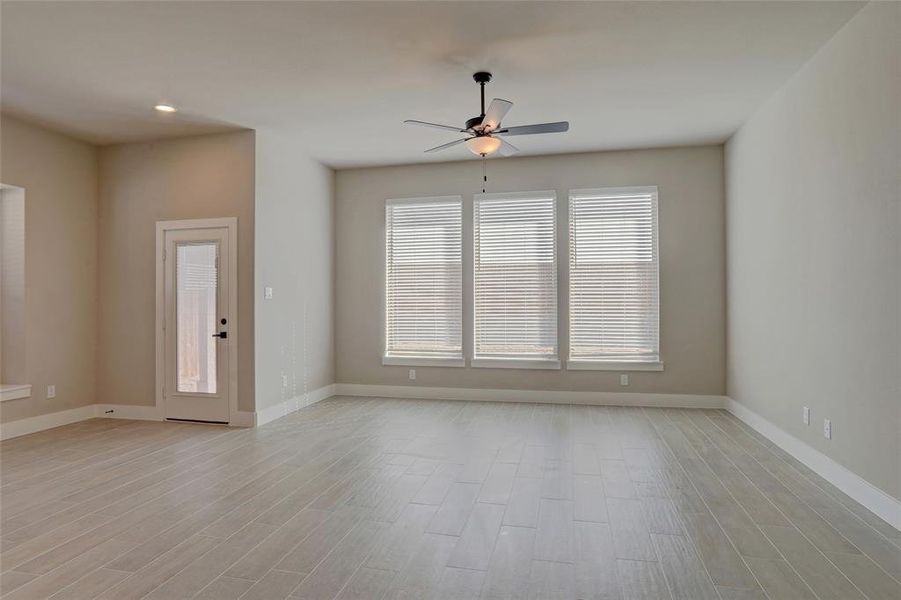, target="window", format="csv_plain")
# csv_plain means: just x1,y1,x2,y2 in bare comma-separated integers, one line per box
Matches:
568,187,661,370
473,191,559,368
384,196,463,366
